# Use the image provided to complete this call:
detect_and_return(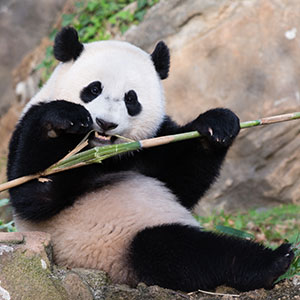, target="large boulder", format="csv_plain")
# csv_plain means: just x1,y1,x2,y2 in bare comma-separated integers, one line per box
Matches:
124,0,300,213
